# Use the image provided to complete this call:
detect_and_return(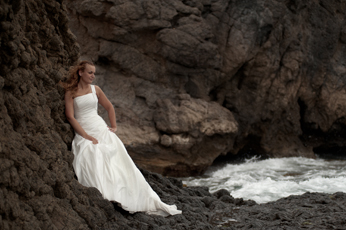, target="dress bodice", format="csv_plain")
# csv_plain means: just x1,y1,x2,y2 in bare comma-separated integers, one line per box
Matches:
73,85,98,120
